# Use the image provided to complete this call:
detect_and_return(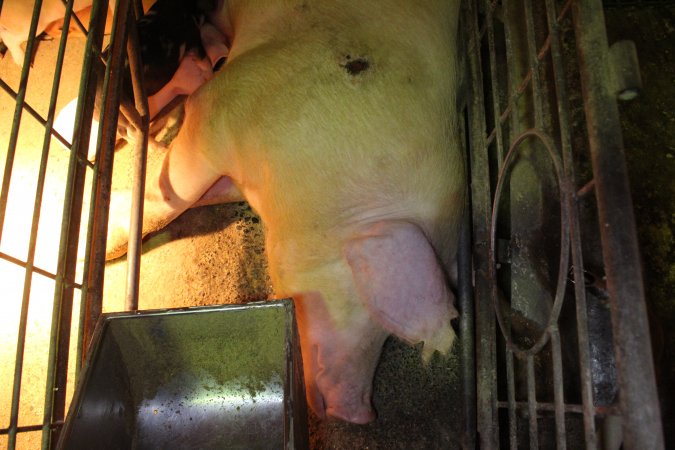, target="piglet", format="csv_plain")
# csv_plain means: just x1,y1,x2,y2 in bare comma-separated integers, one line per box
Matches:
106,0,465,424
